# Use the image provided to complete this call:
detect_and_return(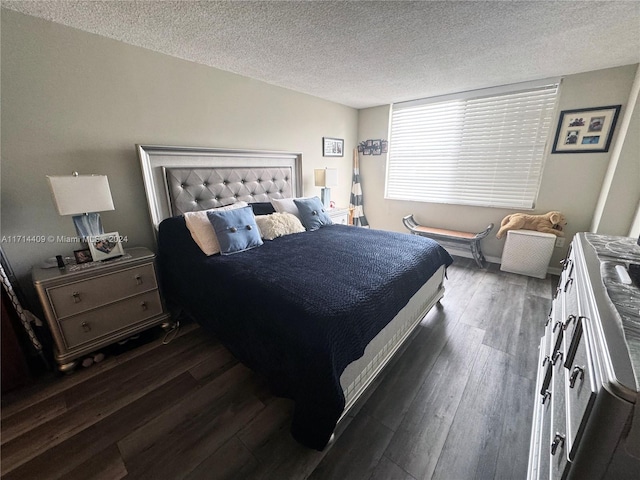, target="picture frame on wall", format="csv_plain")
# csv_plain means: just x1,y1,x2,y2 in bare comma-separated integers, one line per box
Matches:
88,232,124,261
322,137,344,157
371,139,382,155
551,105,621,153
